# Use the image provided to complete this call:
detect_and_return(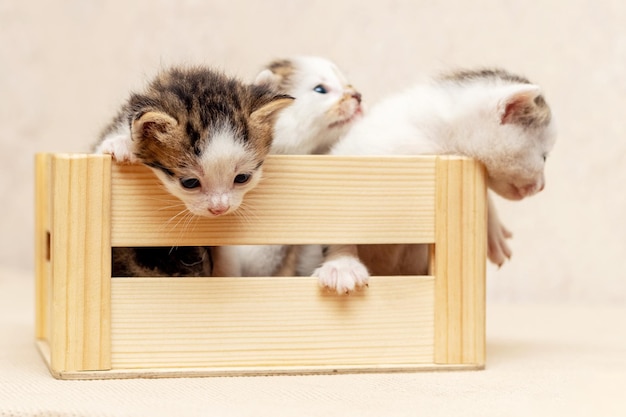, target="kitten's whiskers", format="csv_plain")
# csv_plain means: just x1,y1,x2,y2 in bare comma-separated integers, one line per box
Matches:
162,207,192,233
232,201,258,226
